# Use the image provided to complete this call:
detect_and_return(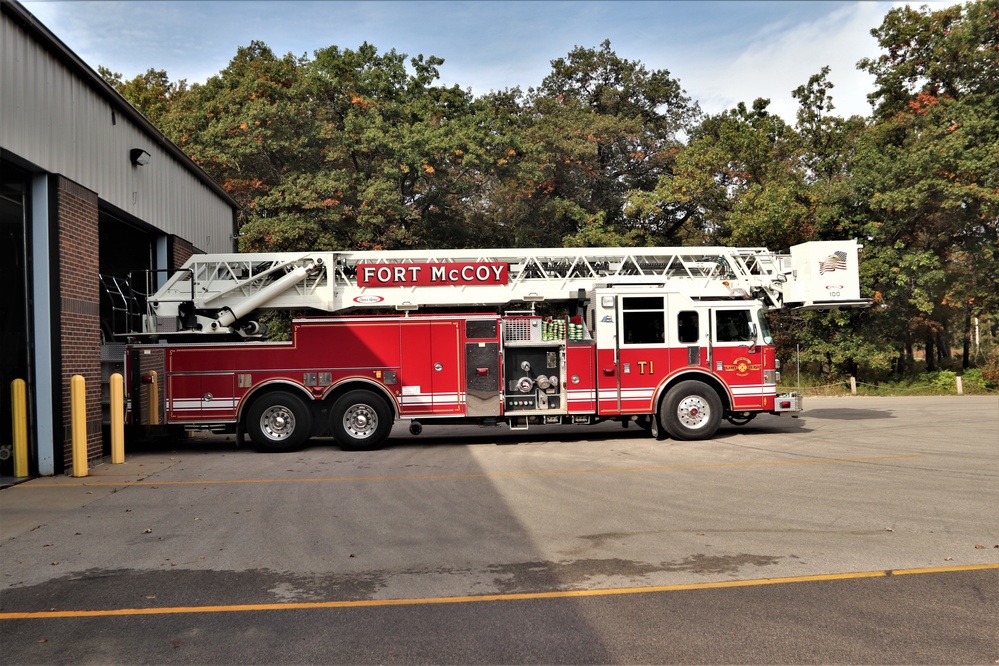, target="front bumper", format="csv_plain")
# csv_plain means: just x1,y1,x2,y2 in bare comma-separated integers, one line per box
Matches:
773,392,802,415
